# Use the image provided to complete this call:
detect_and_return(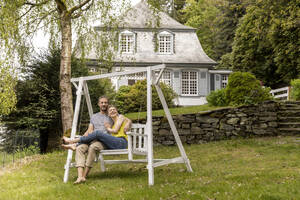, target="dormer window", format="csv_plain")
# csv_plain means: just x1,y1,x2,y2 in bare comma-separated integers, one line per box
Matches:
158,31,174,54
119,30,135,54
